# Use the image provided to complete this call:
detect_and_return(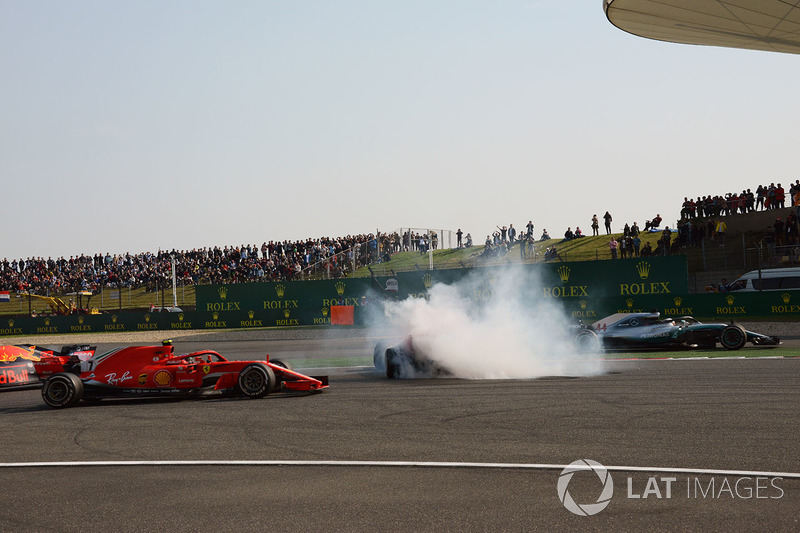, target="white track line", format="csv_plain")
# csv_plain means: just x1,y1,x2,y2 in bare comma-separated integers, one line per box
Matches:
0,460,798,478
